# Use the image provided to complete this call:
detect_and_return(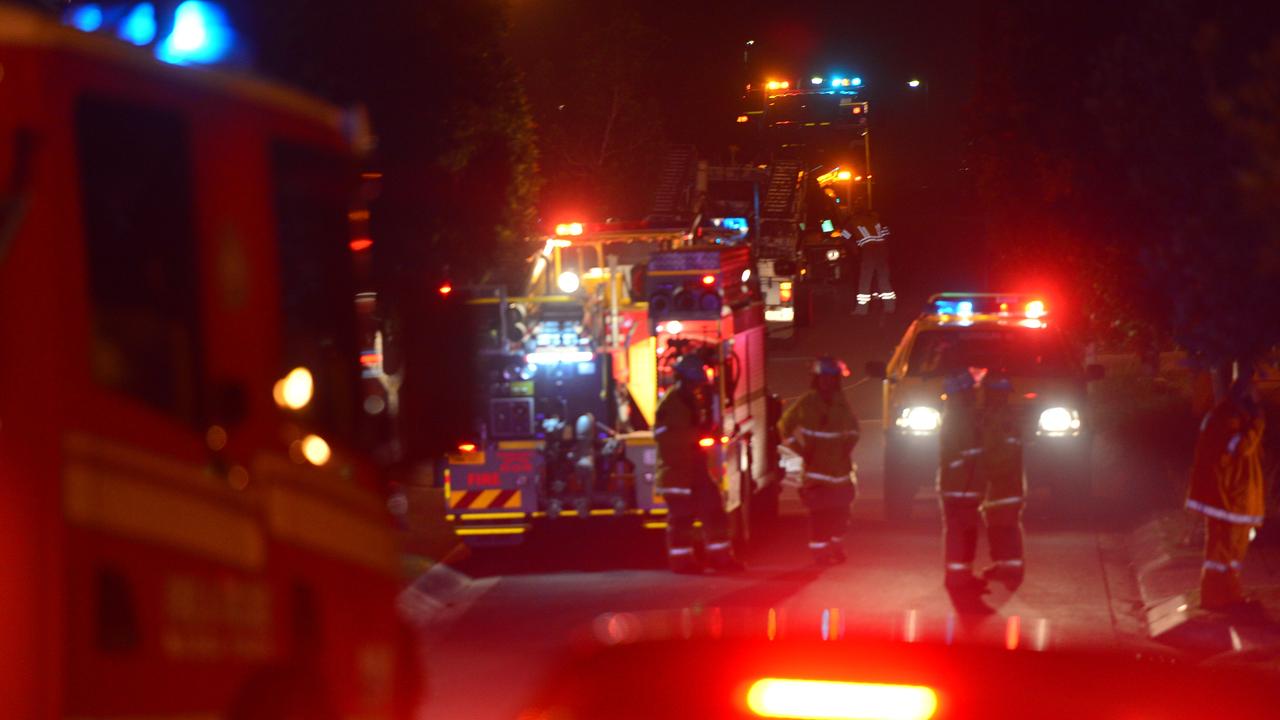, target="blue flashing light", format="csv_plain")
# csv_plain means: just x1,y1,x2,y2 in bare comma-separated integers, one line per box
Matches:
156,1,236,65
119,3,157,46
66,4,104,32
830,77,844,87
851,76,863,86
720,217,749,232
